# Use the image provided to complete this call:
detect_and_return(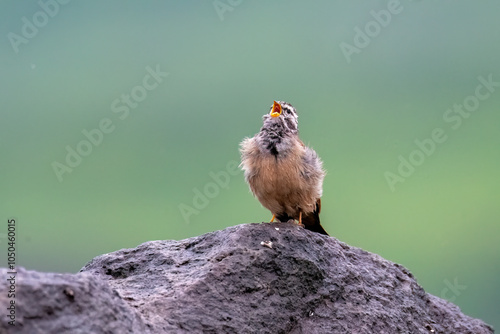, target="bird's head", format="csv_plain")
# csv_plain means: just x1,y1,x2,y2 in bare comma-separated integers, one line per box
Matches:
261,101,299,135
